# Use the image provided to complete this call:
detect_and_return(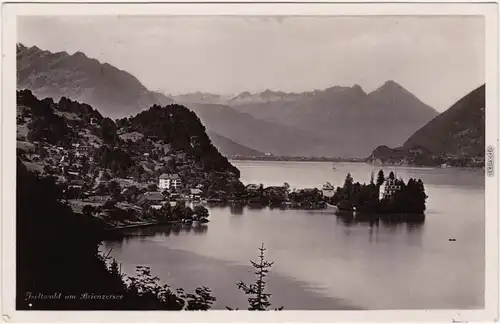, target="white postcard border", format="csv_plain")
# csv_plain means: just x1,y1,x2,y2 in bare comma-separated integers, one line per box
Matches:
1,2,498,323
